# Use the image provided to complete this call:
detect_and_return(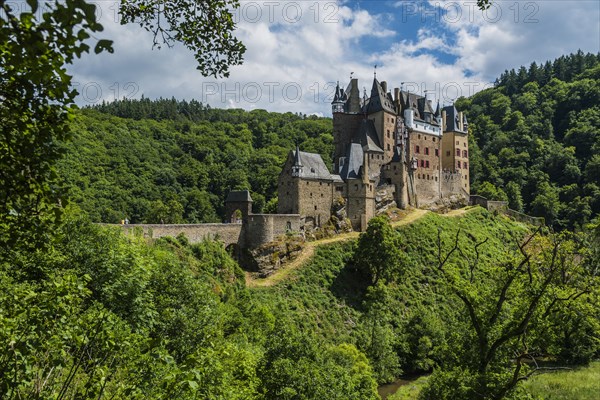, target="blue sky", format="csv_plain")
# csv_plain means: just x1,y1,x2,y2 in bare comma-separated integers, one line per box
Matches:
69,1,600,116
